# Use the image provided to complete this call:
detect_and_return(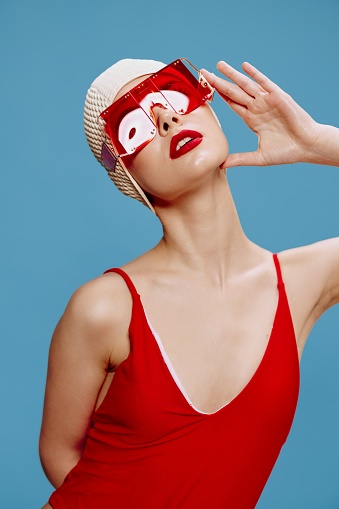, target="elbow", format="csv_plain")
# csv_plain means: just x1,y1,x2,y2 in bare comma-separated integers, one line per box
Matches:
39,434,81,489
